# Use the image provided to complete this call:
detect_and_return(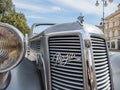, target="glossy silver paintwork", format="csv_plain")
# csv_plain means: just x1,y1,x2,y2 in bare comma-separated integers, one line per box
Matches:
0,72,10,89
29,21,113,90
30,23,56,38
83,23,104,35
